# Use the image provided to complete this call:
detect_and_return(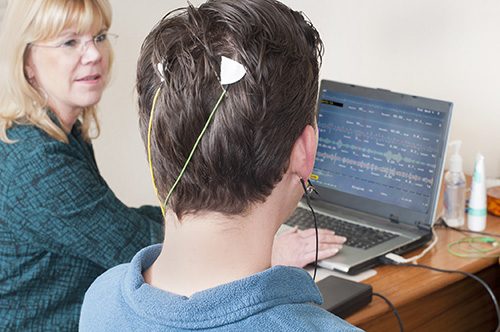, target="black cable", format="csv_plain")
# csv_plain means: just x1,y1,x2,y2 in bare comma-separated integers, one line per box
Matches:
437,217,500,238
372,292,404,332
382,259,500,332
300,178,318,281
